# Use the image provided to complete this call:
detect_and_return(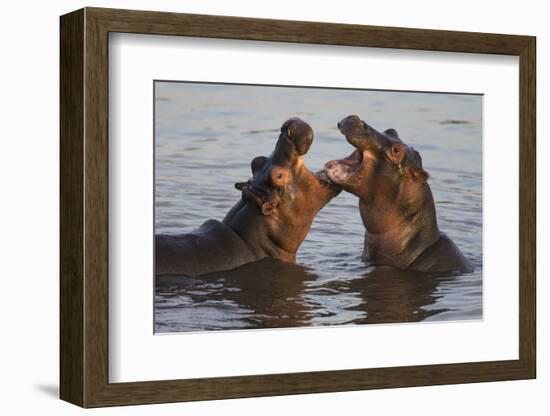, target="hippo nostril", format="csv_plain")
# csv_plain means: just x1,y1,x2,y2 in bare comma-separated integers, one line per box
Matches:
350,115,360,121
337,122,342,129
325,160,337,169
